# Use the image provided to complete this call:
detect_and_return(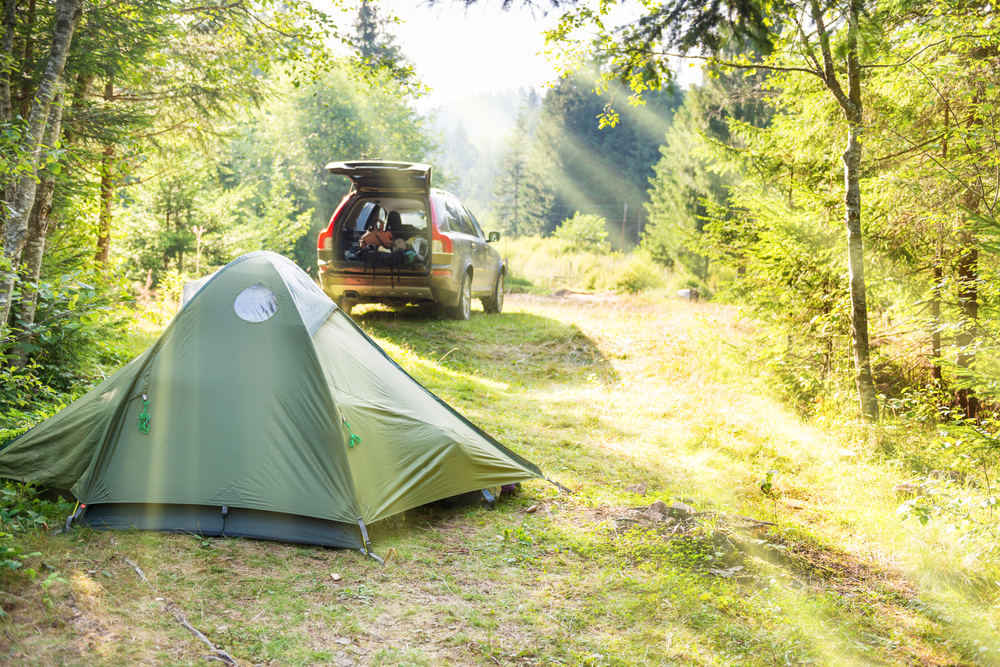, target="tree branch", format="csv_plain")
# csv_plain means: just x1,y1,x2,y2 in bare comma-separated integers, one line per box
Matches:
860,39,947,69
649,51,823,78
872,132,947,163
807,0,852,116
881,124,986,211
178,1,246,15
